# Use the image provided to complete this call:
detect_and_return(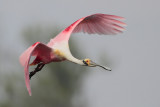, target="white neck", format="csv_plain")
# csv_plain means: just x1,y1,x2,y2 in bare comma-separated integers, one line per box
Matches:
52,41,84,65
66,56,84,65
